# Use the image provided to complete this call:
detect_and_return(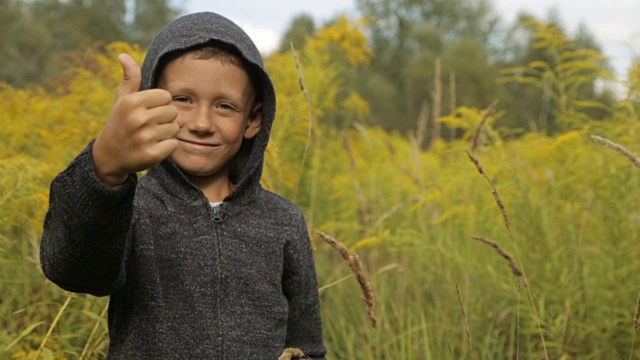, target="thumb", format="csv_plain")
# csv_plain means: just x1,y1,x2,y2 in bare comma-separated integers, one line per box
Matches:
116,53,142,99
